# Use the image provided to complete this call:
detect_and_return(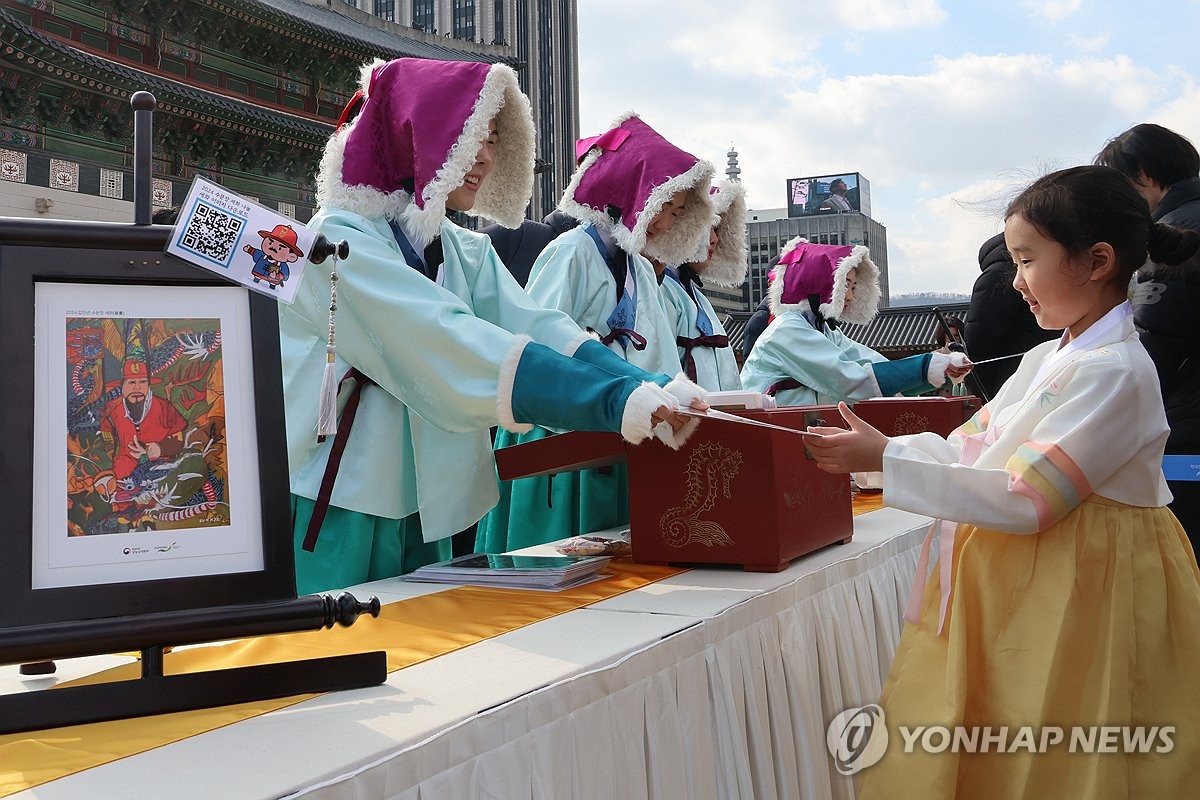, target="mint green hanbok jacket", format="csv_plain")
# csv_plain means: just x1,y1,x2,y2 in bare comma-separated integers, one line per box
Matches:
281,210,587,544
476,225,683,553
658,273,741,392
